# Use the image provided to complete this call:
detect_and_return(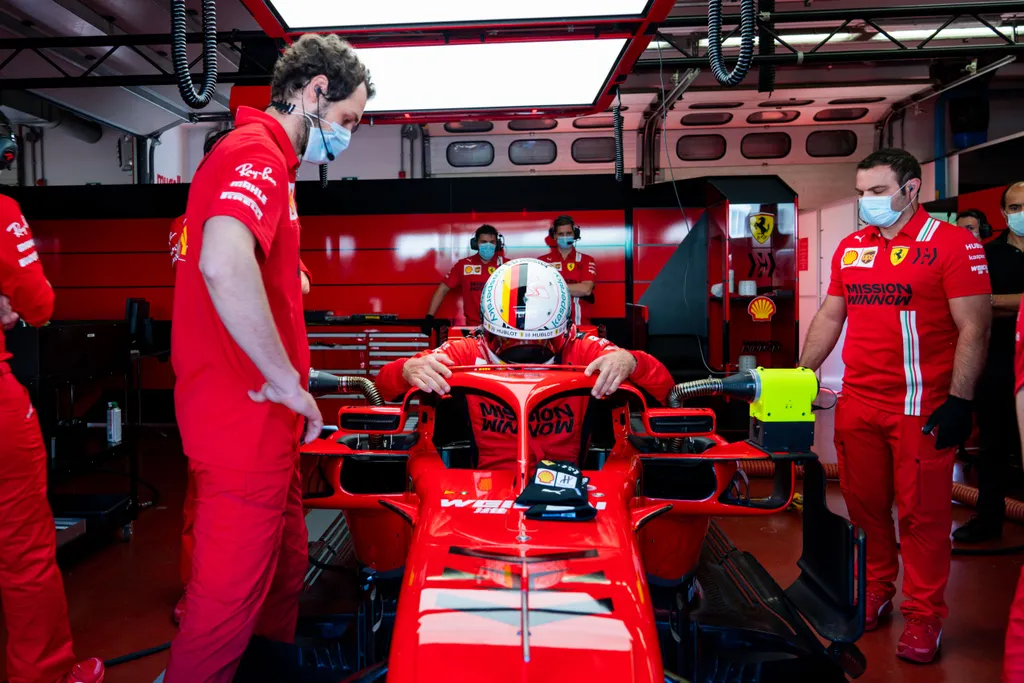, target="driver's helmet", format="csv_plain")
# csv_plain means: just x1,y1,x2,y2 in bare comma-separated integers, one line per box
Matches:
479,258,571,364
